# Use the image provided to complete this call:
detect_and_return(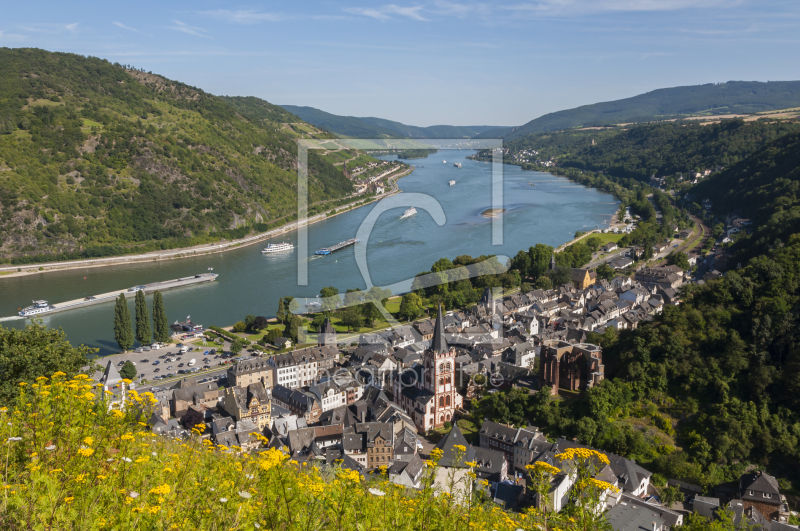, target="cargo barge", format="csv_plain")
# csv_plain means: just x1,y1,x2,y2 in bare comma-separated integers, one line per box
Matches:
315,239,359,256
17,273,218,318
